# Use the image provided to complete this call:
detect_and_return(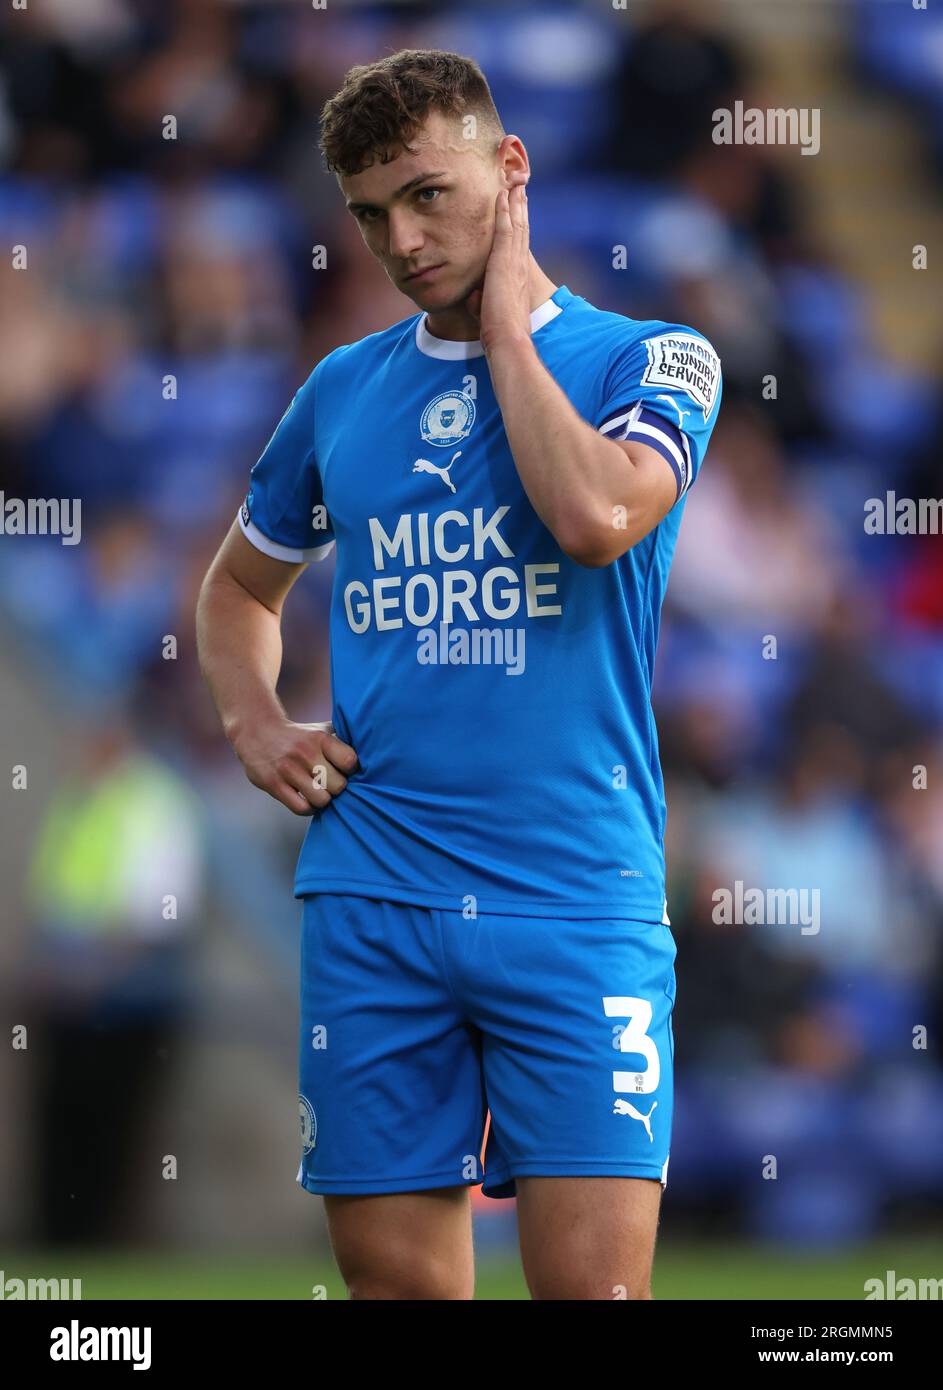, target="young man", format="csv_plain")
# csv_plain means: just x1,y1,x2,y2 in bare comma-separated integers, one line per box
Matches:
197,49,721,1300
